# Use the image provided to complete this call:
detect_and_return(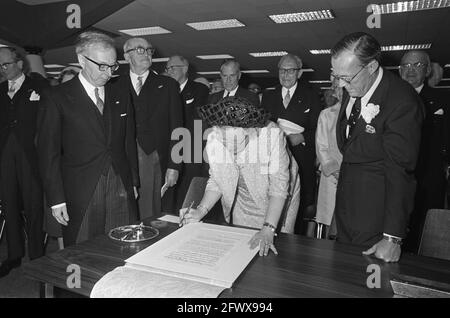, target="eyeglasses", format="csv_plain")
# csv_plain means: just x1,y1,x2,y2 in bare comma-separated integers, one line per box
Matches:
400,62,428,69
0,61,16,70
83,55,119,72
331,64,367,85
125,47,155,56
279,68,300,75
165,65,185,72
